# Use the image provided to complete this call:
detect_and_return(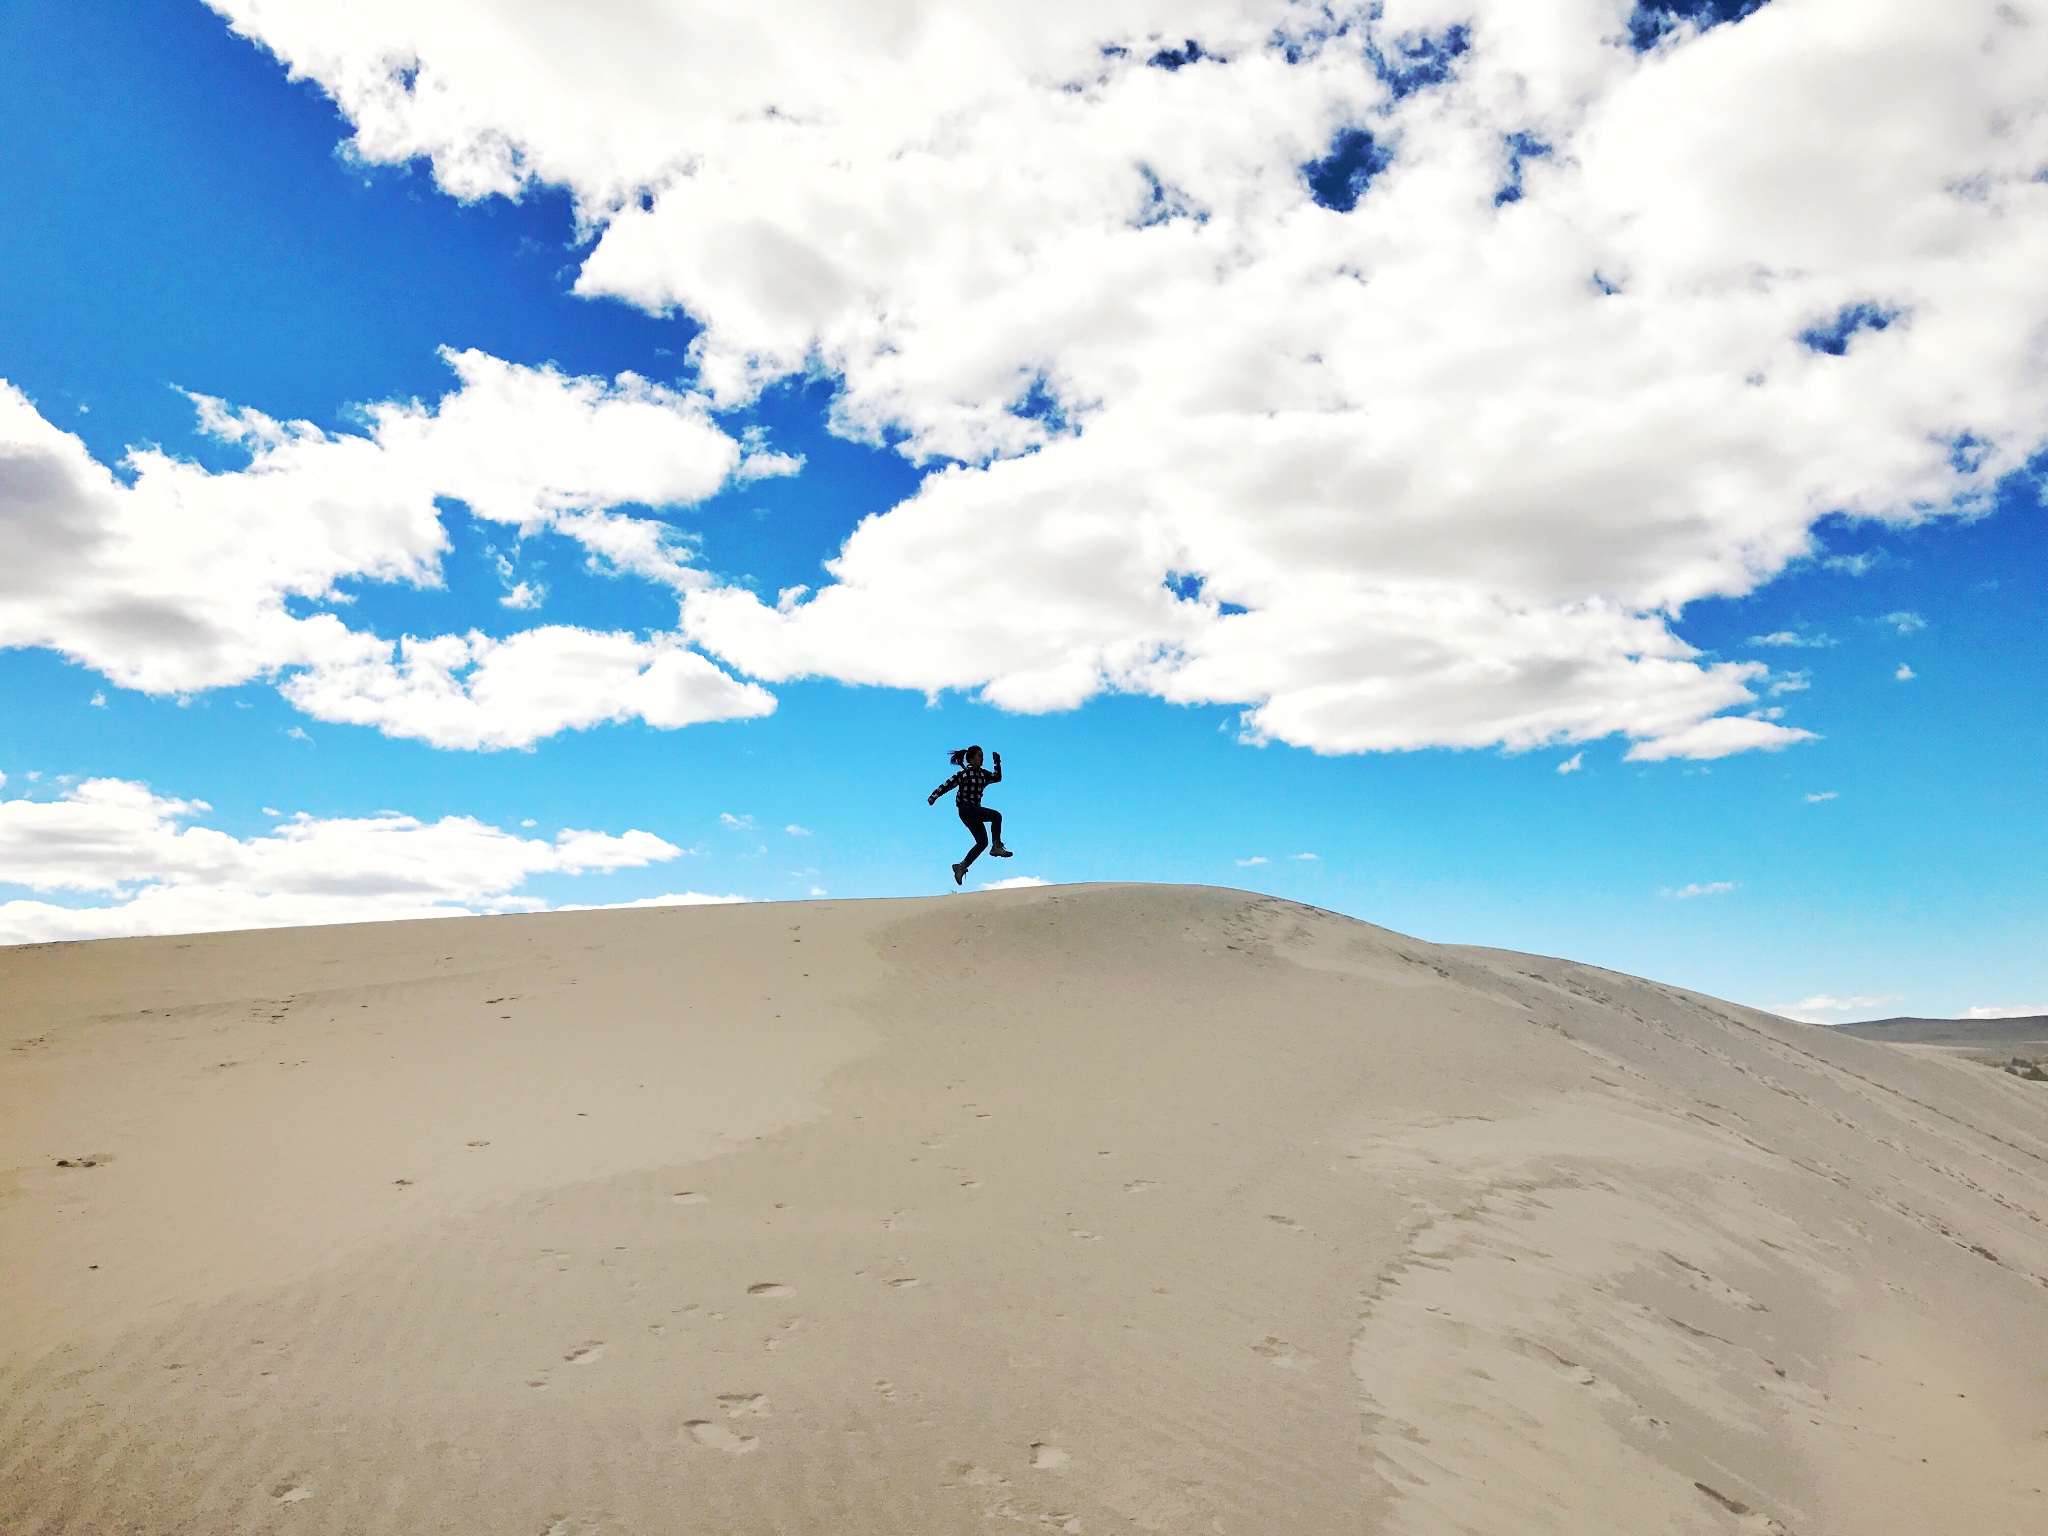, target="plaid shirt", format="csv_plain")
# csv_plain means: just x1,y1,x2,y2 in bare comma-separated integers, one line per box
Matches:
931,759,1001,810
